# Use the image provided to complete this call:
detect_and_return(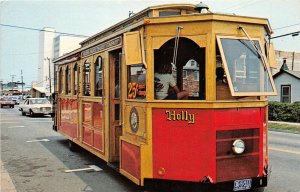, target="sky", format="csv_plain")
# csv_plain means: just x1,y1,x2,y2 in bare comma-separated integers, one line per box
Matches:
0,0,300,87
